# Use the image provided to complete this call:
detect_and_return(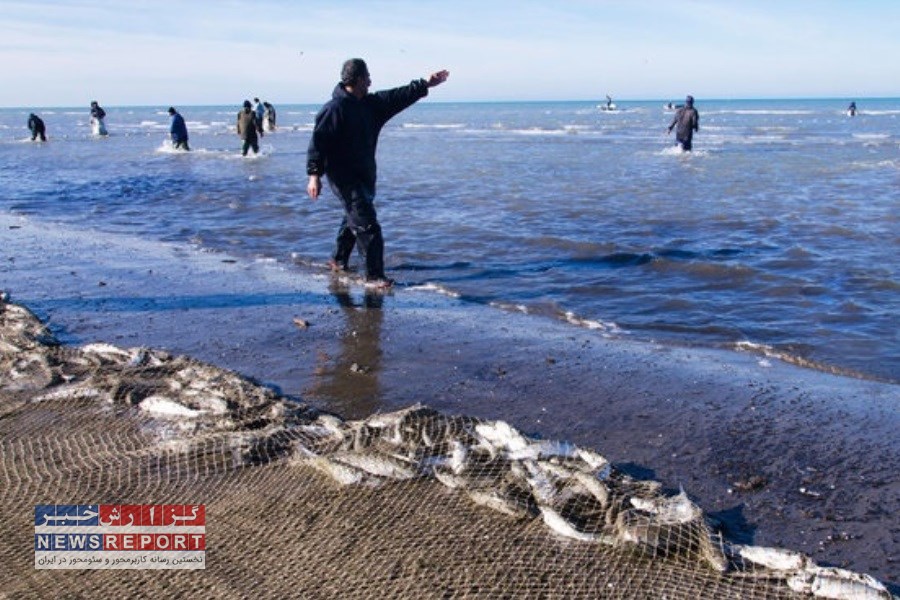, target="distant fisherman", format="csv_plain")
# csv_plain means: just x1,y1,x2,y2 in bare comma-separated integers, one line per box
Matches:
847,101,857,117
262,101,276,132
27,113,46,141
667,95,699,151
306,58,450,289
168,107,190,151
90,100,108,136
236,100,264,156
253,98,265,123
